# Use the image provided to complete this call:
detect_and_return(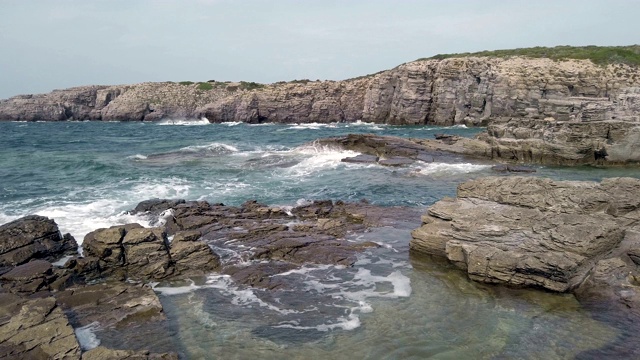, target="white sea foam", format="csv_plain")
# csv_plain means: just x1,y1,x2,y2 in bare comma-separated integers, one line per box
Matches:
247,123,276,126
127,154,148,160
156,118,210,126
283,122,338,130
416,162,491,176
221,121,243,126
285,145,359,177
156,275,301,315
23,177,194,245
130,177,192,199
178,142,239,154
274,314,362,332
74,322,101,351
154,280,203,295
345,120,385,130
33,198,152,245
